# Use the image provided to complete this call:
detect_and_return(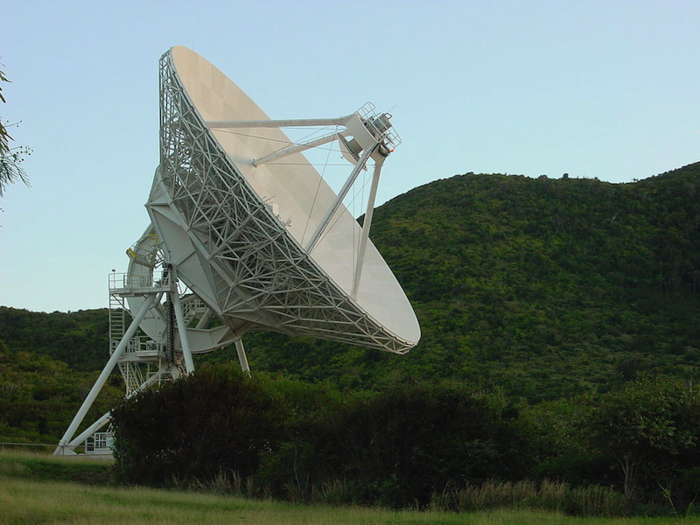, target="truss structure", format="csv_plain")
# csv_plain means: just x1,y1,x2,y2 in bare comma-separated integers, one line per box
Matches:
152,49,414,353
55,278,172,455
55,47,419,455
